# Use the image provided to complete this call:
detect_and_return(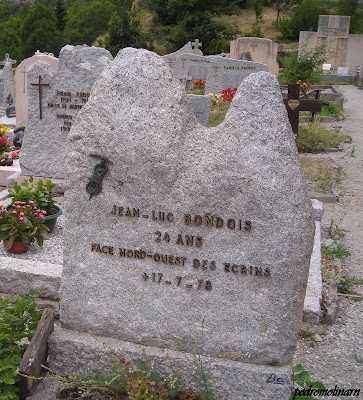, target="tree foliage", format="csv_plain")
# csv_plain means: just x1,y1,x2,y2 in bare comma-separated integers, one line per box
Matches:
277,0,327,41
0,16,23,63
147,0,242,54
105,7,149,56
63,0,116,45
21,3,62,58
337,0,362,33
